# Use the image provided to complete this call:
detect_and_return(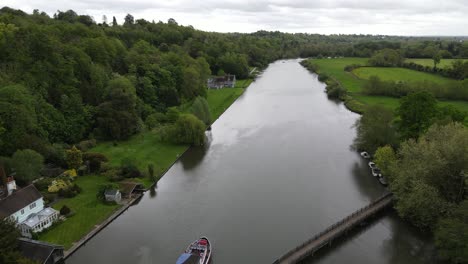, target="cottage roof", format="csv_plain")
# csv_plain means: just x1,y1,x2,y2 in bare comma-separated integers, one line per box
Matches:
18,238,63,264
0,185,42,219
104,189,119,196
